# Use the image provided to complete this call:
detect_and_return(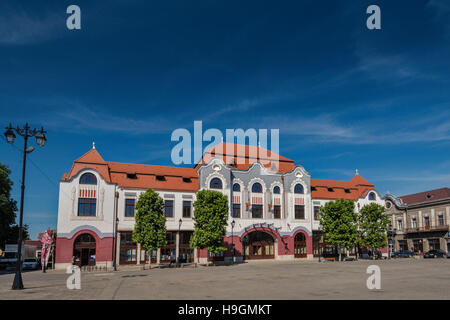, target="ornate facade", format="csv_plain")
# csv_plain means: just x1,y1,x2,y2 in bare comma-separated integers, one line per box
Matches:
55,143,385,269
